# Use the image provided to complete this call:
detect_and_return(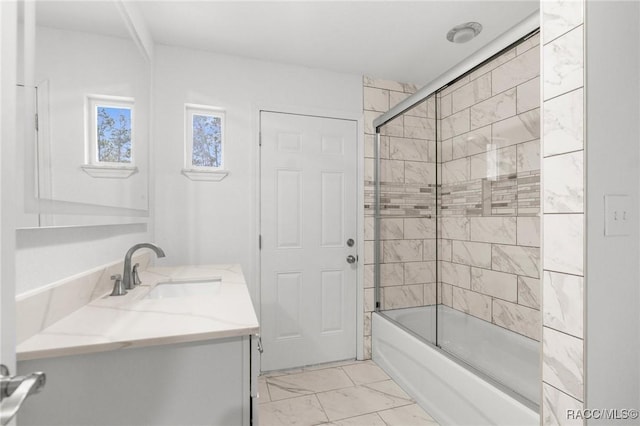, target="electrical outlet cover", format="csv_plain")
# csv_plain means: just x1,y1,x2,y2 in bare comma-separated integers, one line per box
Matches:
604,195,632,236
